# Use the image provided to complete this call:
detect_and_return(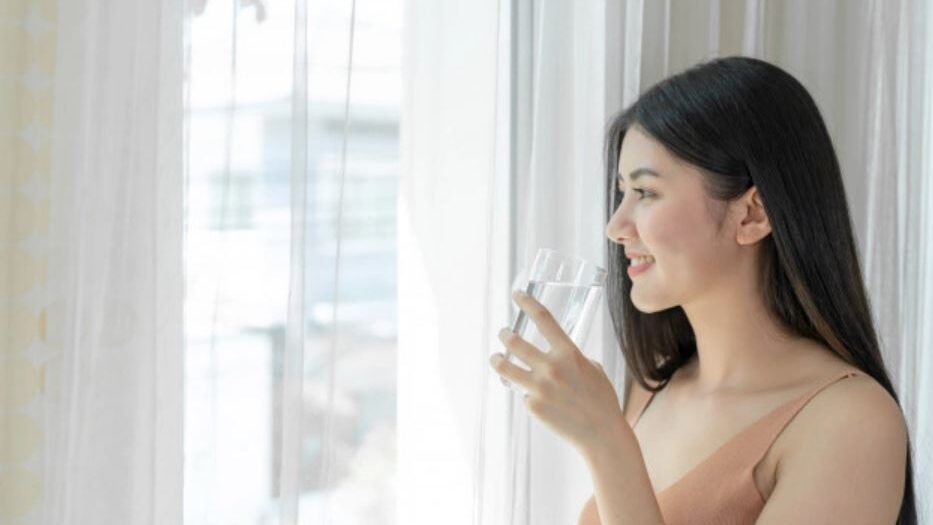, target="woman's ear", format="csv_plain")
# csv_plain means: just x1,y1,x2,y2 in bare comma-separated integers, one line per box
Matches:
735,186,772,245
